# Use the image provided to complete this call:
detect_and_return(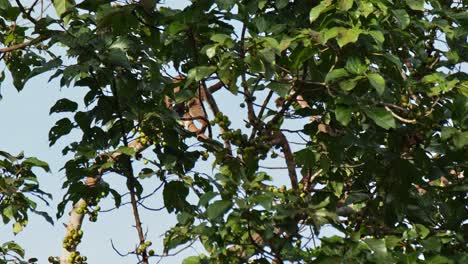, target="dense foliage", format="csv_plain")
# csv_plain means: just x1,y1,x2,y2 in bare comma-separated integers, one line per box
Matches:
0,0,467,263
